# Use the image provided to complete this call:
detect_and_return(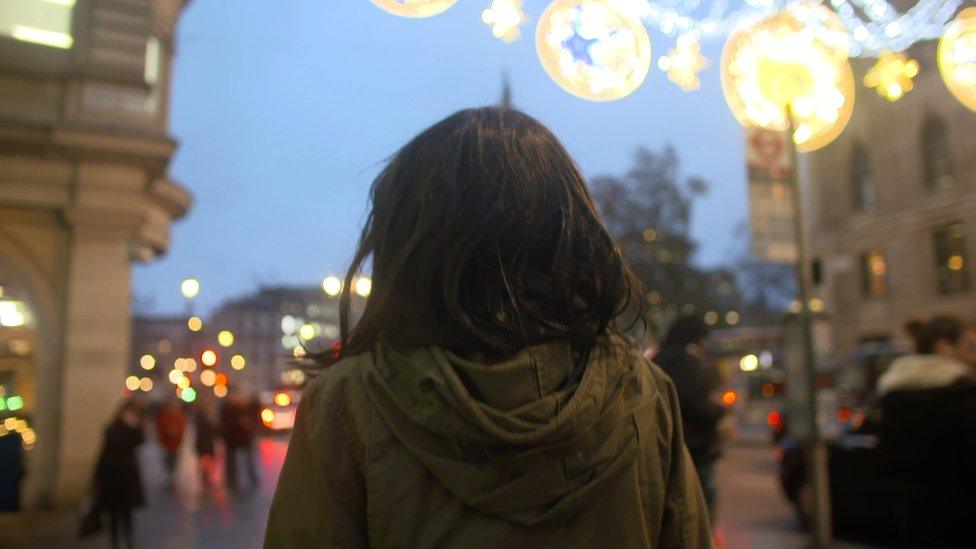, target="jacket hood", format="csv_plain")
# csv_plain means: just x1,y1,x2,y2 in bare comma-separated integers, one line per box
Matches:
877,354,970,396
362,336,649,526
